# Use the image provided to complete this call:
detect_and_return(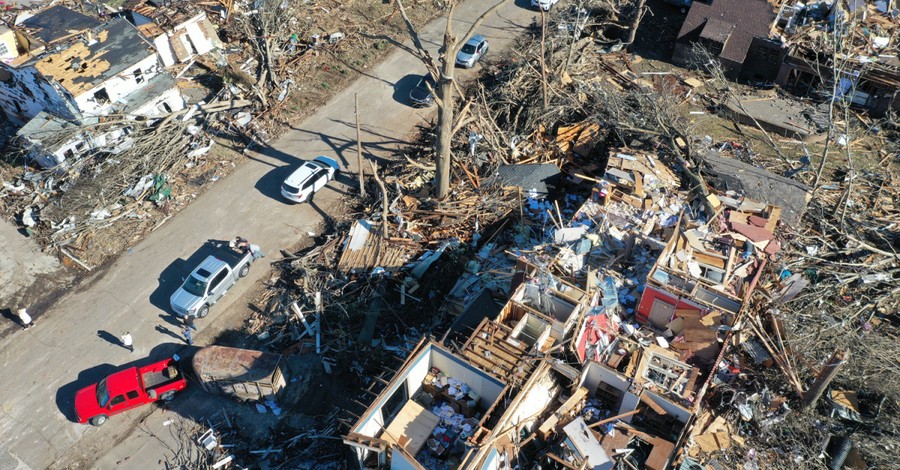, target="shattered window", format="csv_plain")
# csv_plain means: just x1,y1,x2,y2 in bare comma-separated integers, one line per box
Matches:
134,68,144,84
93,88,110,105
